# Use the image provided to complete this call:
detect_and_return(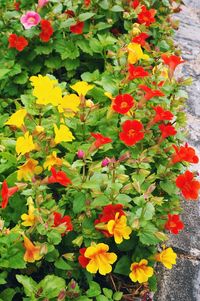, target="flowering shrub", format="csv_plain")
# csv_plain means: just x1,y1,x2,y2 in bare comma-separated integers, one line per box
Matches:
0,0,199,300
